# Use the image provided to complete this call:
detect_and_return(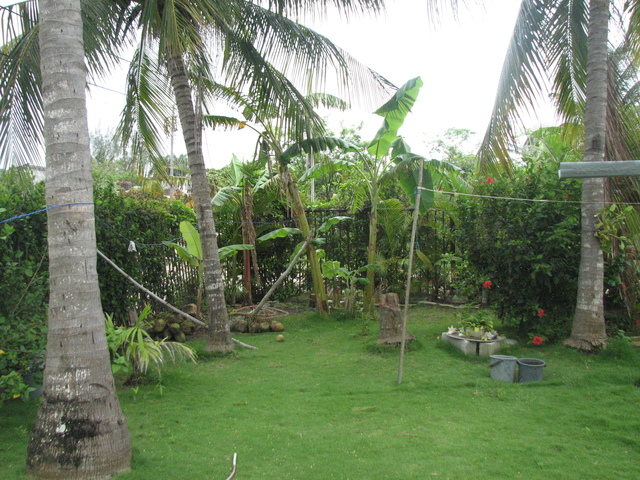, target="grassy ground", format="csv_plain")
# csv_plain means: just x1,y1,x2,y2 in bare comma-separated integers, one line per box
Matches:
2,305,640,480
